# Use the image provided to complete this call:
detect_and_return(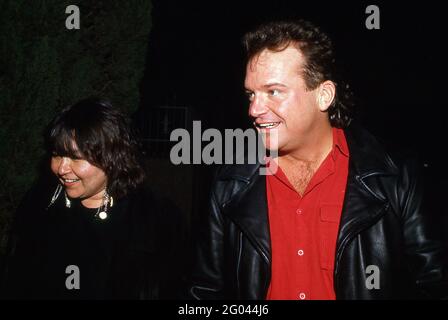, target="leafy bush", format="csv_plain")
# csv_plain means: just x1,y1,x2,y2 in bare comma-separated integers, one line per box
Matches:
0,0,152,251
